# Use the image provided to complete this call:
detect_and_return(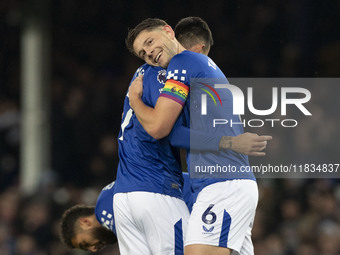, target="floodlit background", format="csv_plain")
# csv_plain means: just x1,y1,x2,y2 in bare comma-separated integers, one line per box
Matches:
0,0,339,254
